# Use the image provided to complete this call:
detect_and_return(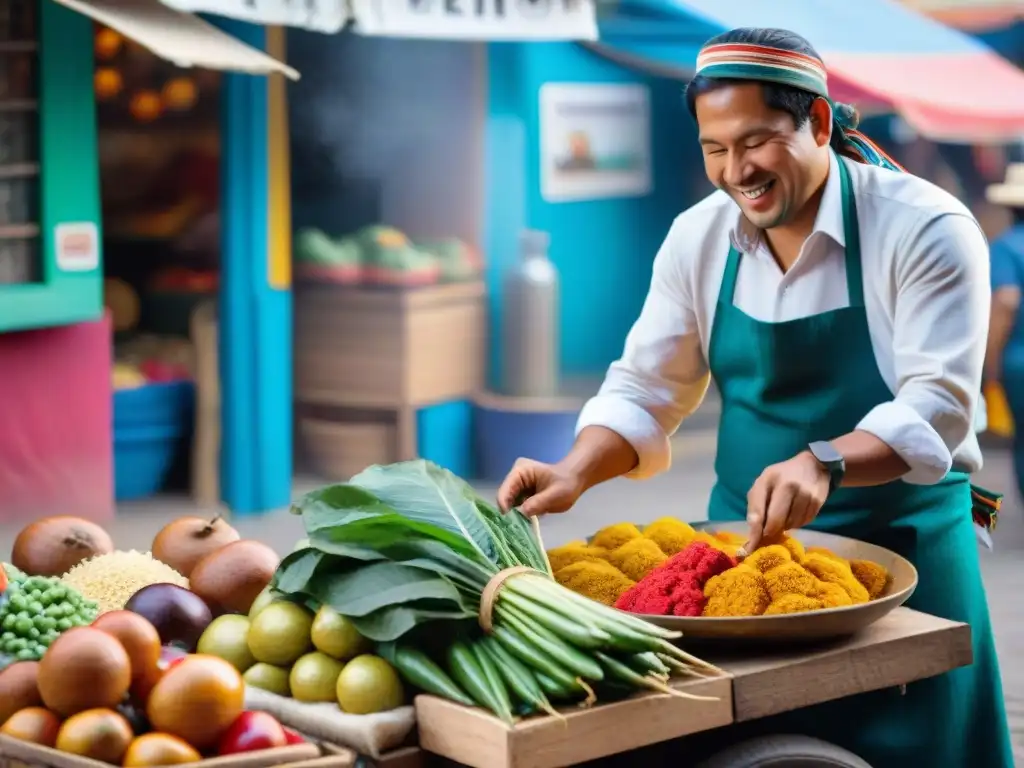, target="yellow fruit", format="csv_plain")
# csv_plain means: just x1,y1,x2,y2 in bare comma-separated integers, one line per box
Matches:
290,652,344,703
311,606,369,661
336,655,404,715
